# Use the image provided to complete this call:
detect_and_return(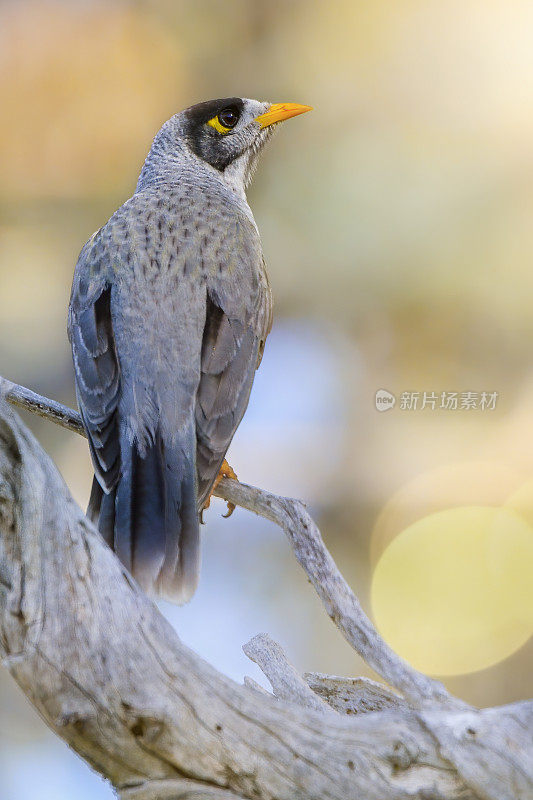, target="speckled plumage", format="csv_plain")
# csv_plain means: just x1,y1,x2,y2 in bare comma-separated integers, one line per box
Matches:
69,99,277,603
